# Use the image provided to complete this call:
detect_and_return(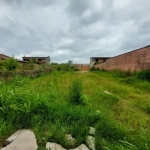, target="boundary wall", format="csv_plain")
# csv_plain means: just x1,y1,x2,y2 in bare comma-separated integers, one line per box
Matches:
95,46,150,72
71,64,90,71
